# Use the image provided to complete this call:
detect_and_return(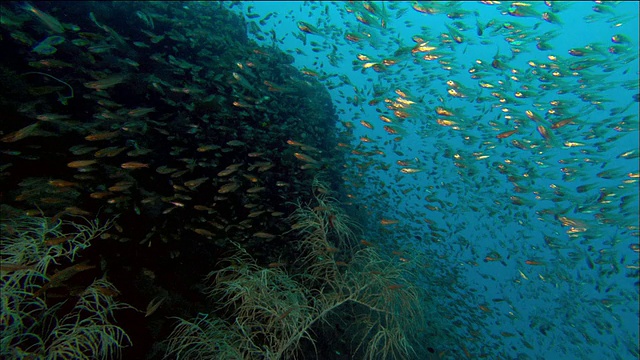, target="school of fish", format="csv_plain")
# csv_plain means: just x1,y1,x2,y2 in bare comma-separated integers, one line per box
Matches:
239,1,639,359
0,1,638,359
